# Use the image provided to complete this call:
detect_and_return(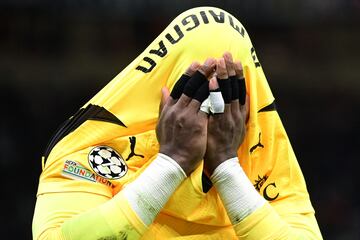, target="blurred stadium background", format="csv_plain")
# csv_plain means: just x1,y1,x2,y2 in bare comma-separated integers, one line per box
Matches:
1,0,359,239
